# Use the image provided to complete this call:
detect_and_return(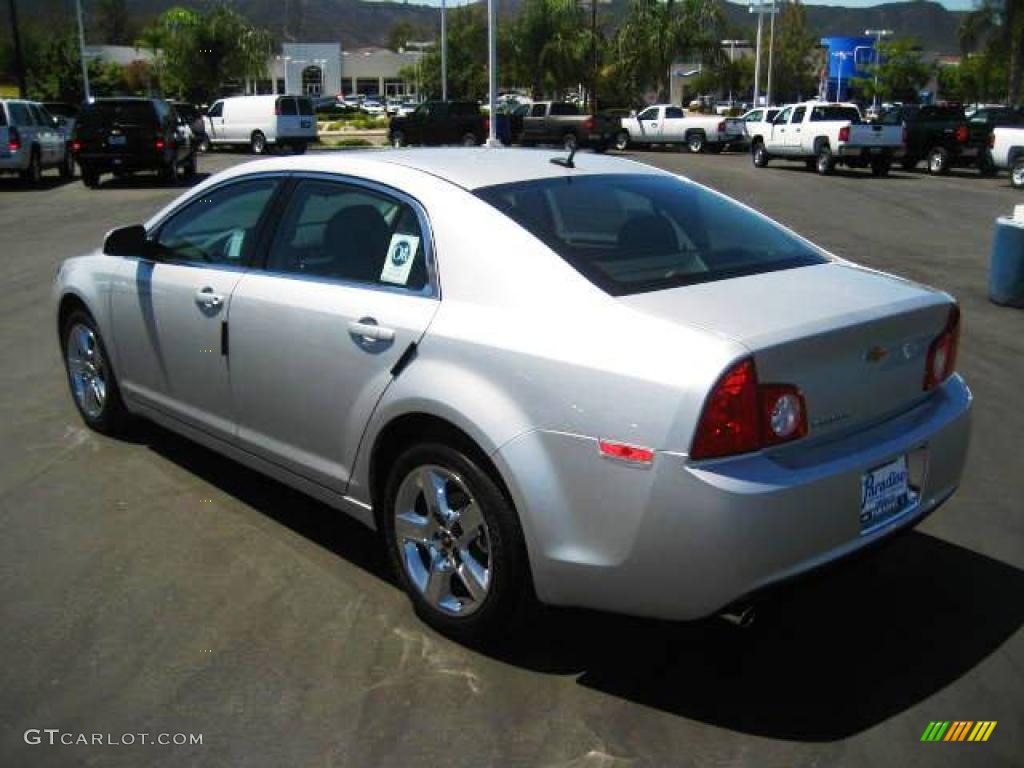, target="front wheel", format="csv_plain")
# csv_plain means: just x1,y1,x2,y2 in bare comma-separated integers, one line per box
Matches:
752,142,769,168
250,130,267,155
381,443,533,644
562,133,578,151
613,131,629,151
390,131,406,148
1012,158,1024,189
61,310,130,435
